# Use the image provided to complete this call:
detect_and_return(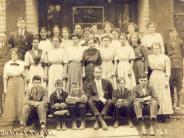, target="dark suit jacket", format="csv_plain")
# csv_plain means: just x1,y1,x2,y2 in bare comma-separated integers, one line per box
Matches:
132,85,158,102
112,88,132,103
8,30,33,60
50,91,69,106
0,42,10,75
85,79,113,101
